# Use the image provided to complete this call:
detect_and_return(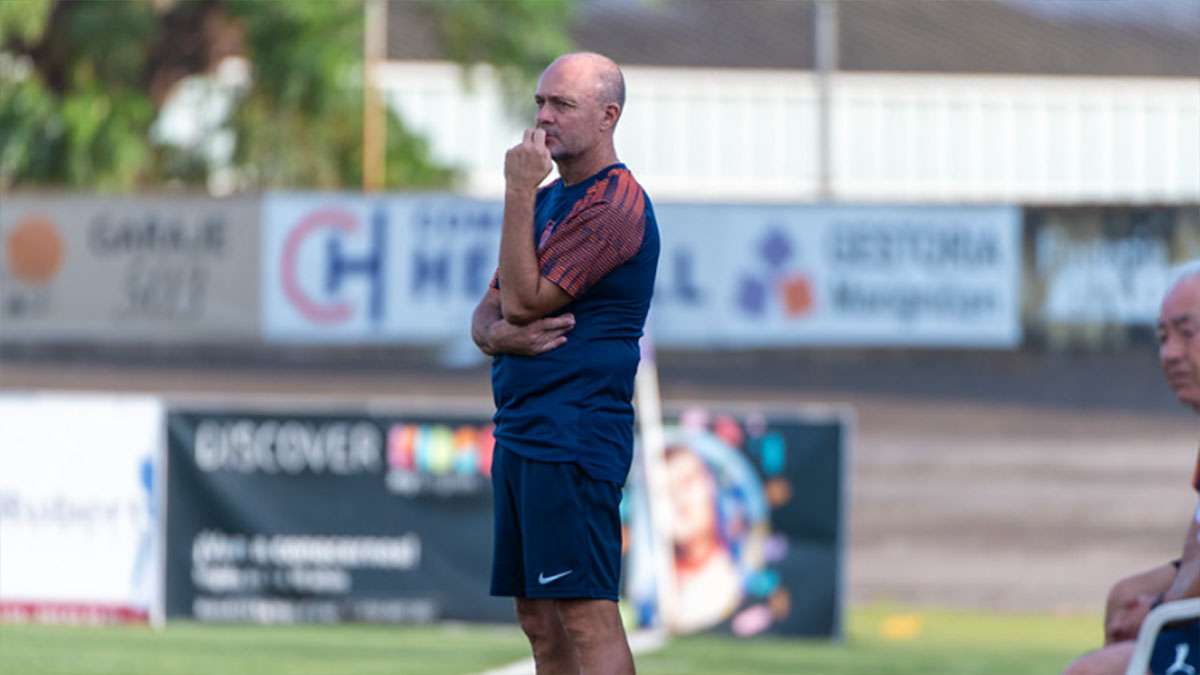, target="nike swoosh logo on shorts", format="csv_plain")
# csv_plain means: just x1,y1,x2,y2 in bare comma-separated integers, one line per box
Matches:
538,570,573,585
